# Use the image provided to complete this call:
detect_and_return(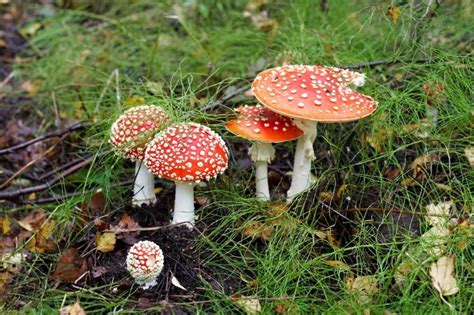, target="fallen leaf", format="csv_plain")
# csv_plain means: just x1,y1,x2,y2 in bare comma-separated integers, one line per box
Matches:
124,95,145,107
59,301,86,315
171,274,187,290
18,209,47,232
430,255,459,297
464,147,474,167
0,271,12,296
109,213,140,239
324,260,351,270
21,80,43,97
20,22,42,37
1,252,25,273
420,224,450,256
242,221,274,240
232,296,261,315
0,216,11,235
53,248,88,283
95,232,116,253
387,6,401,23
27,219,56,253
394,261,418,286
423,82,446,106
347,275,379,304
92,266,107,278
425,201,452,226
409,153,439,178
